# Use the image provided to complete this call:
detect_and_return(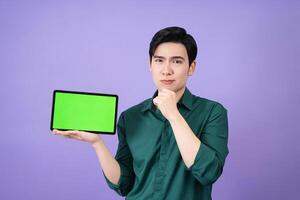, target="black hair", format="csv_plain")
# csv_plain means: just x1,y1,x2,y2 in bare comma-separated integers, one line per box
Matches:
149,26,197,66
